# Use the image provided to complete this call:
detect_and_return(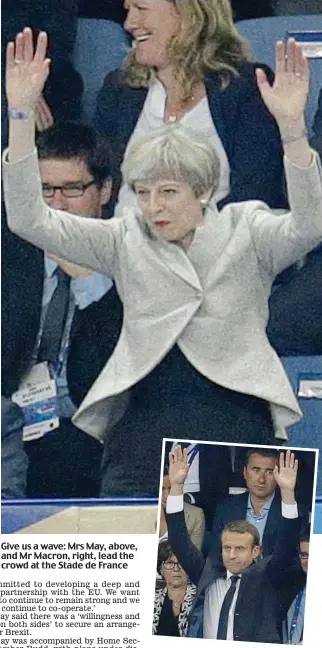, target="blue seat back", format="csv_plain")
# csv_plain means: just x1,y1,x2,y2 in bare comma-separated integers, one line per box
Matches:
73,18,130,123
